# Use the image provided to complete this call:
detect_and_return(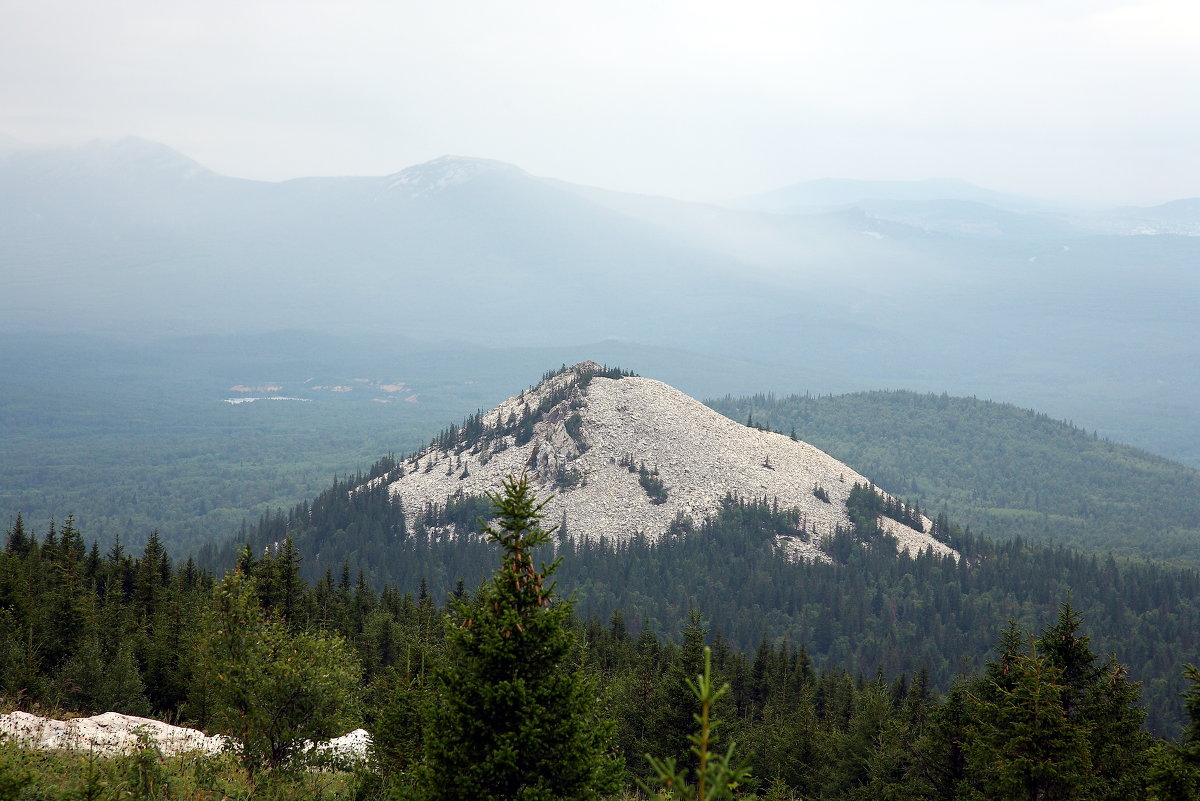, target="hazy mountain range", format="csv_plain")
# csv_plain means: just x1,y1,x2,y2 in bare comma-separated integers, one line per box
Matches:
2,137,1197,467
